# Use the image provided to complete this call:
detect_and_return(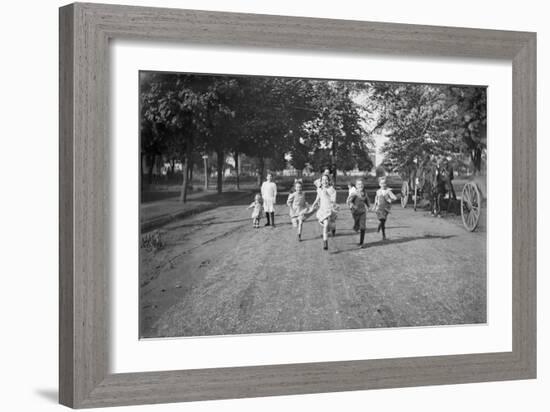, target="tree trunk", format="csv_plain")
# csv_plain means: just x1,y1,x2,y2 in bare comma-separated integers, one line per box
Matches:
147,154,155,185
140,153,145,189
180,143,193,203
216,149,224,194
234,151,240,190
332,136,338,186
257,157,265,187
179,157,189,203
